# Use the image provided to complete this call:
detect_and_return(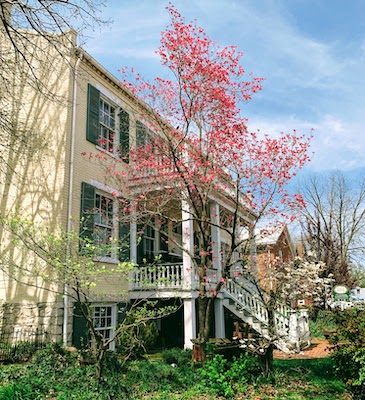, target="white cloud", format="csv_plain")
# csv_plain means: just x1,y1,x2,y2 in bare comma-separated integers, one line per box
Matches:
247,113,365,172
81,0,365,174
